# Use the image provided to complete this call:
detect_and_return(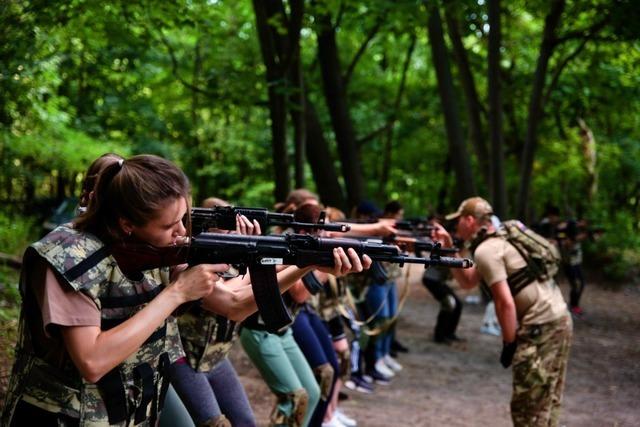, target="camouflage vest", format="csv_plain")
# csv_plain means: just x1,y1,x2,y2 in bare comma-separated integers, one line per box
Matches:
314,276,349,321
178,307,236,373
2,225,183,426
